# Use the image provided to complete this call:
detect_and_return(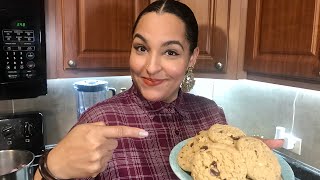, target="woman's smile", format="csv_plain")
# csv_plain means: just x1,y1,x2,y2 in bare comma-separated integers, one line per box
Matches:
142,77,164,86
